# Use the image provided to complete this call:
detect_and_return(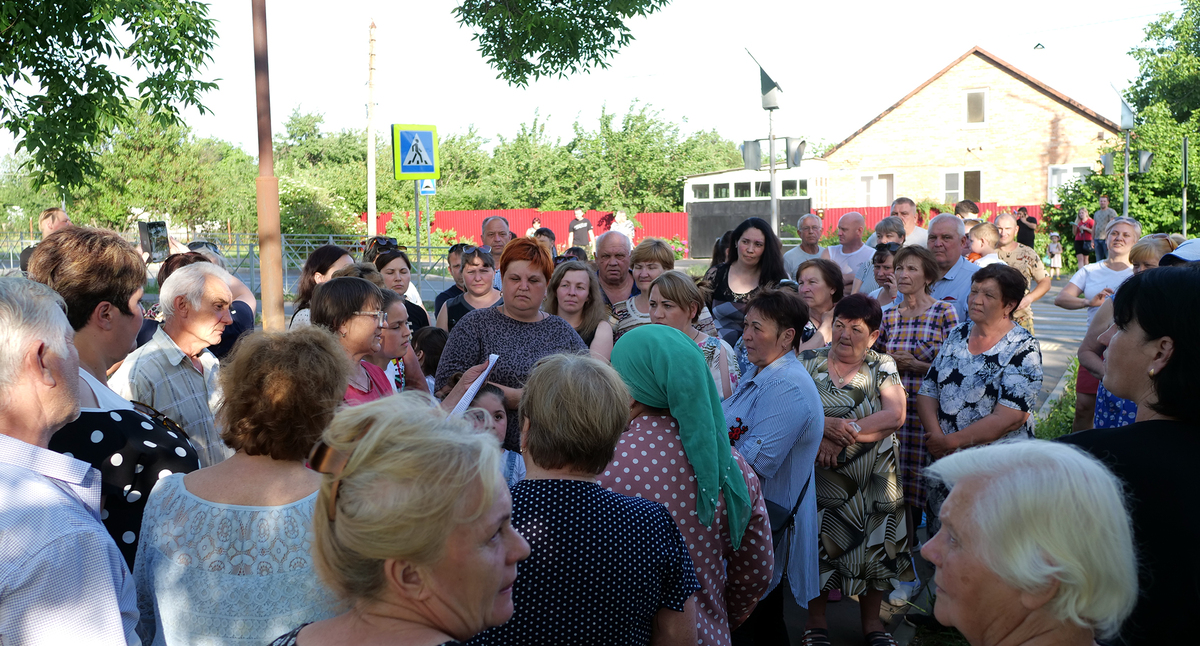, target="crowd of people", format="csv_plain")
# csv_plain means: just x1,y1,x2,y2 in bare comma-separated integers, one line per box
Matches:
1,202,1197,646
